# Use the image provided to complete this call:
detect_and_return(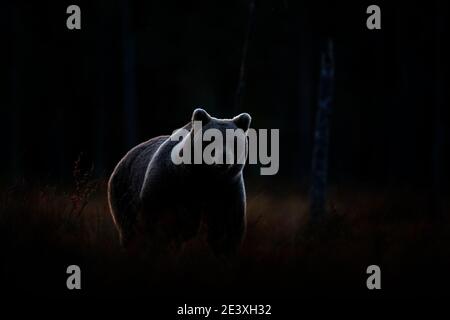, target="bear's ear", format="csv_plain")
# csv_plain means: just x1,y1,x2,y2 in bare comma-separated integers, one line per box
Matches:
233,113,252,131
192,108,211,124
